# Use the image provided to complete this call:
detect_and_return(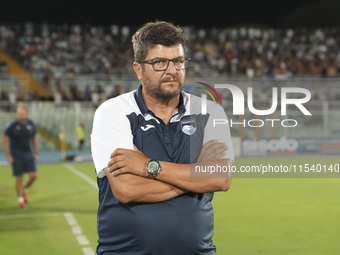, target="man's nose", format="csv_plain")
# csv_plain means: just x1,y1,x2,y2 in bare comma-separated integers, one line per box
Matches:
166,60,178,73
